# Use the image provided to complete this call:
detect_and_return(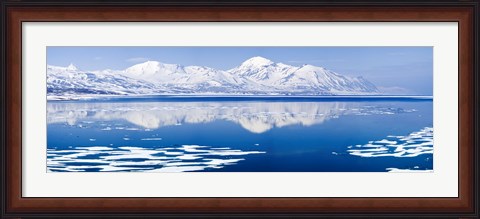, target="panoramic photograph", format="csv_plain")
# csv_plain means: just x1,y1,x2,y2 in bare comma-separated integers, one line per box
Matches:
46,47,433,172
